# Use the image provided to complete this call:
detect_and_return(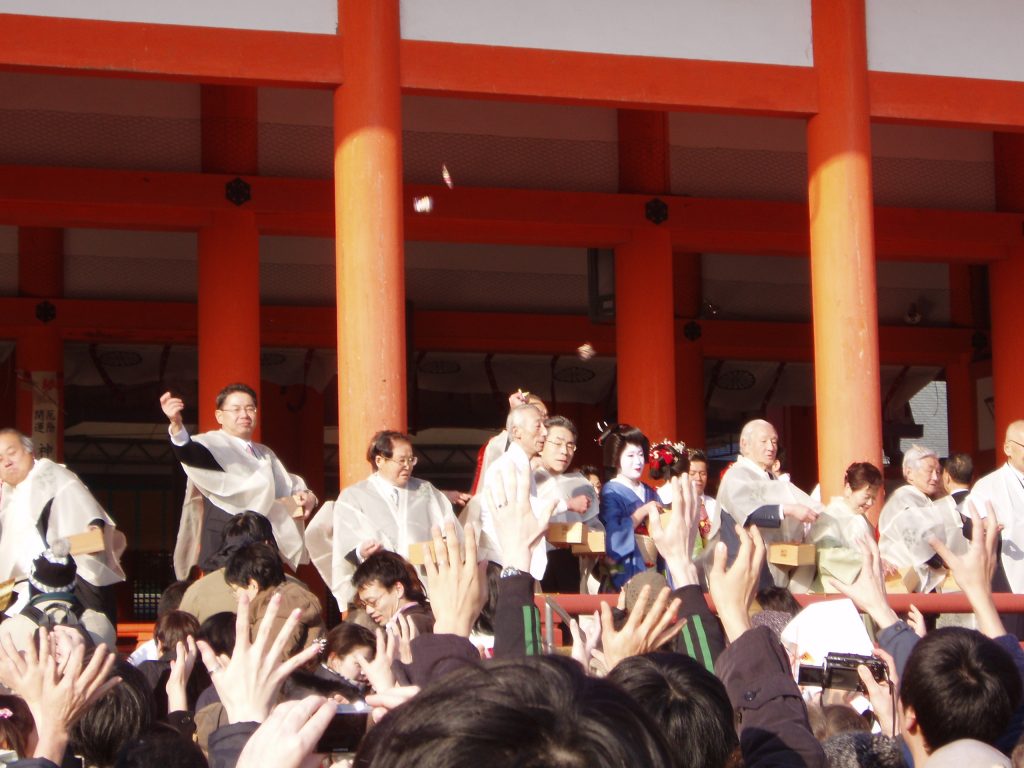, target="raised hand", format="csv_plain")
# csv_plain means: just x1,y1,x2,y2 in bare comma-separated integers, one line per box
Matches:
826,535,898,632
486,463,555,572
236,695,338,768
196,592,322,724
159,391,186,435
599,585,684,670
354,628,397,693
649,476,700,586
424,521,487,637
166,636,198,714
707,524,766,642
